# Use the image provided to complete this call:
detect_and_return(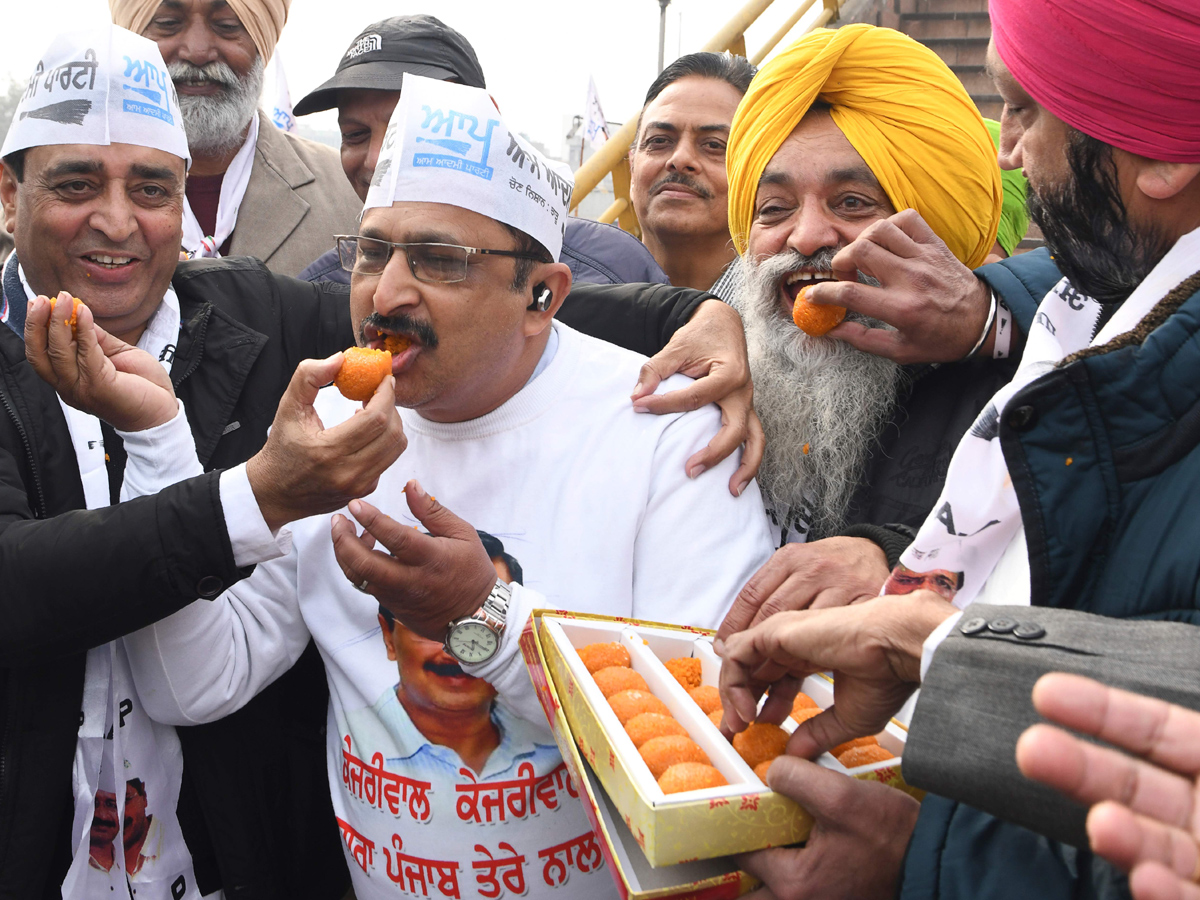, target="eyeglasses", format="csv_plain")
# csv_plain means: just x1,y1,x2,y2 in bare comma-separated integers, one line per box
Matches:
334,235,547,283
